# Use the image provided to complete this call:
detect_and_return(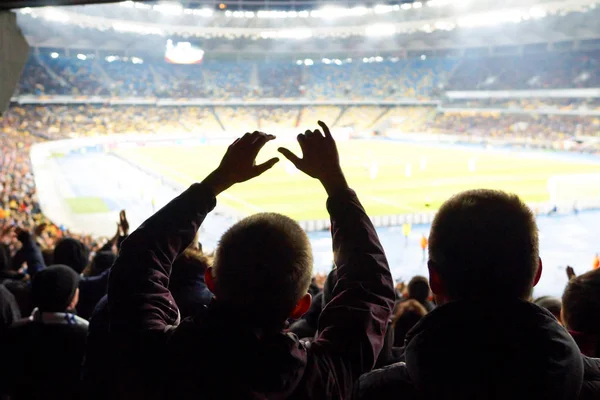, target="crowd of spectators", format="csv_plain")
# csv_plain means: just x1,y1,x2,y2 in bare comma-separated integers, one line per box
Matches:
424,112,600,142
0,124,599,399
448,50,600,91
14,49,600,100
